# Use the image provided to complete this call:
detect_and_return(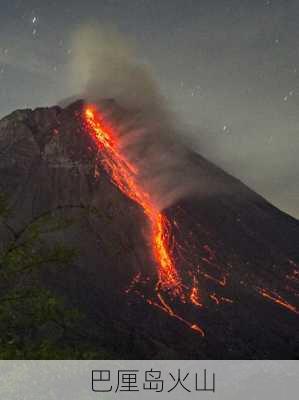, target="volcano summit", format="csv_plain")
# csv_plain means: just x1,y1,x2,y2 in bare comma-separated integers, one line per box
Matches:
0,100,298,359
